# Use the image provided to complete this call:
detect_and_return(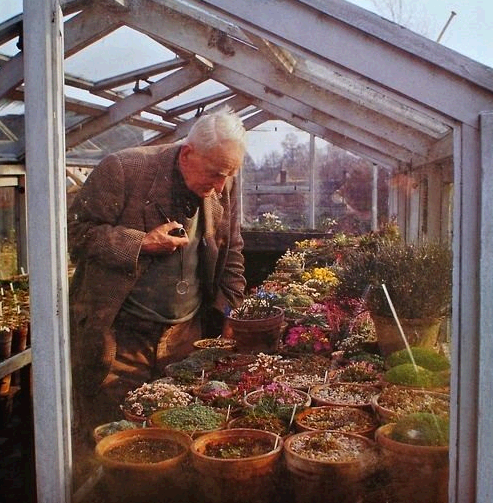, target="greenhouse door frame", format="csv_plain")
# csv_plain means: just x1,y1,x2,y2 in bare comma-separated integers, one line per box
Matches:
22,1,493,502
